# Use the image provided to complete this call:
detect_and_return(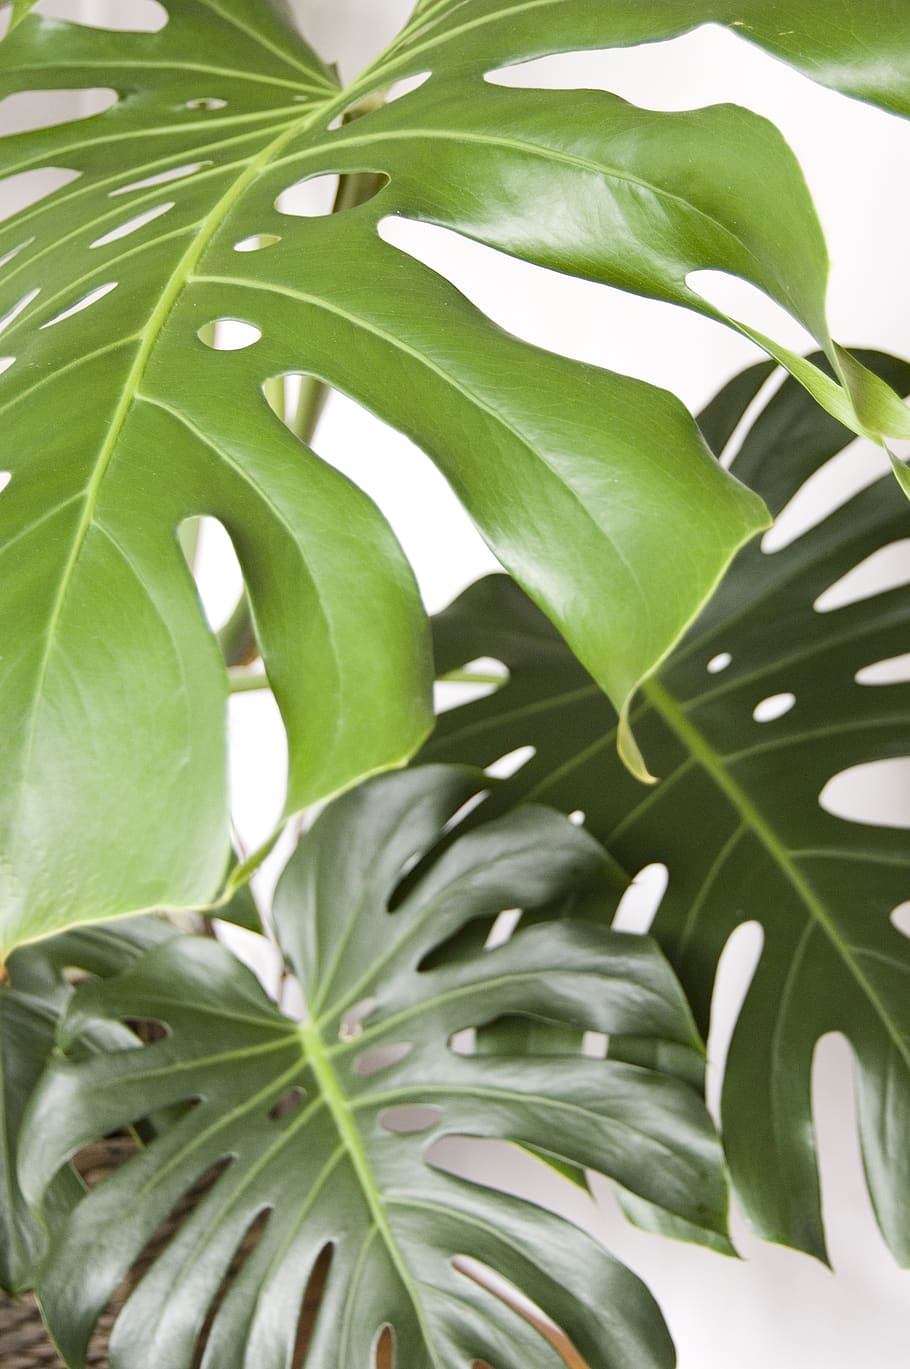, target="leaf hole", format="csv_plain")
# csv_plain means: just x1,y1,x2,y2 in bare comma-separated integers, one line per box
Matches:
567,810,585,826
891,903,910,938
0,167,80,222
234,232,282,253
855,653,910,686
612,862,668,935
73,1134,139,1188
384,71,432,102
375,1326,395,1368
0,287,40,339
40,280,118,329
111,160,210,197
0,87,117,136
814,540,910,612
484,908,522,950
186,516,245,634
197,318,262,351
380,1104,443,1135
0,238,33,271
275,171,388,217
291,1243,334,1367
436,655,509,712
752,691,796,723
123,1016,170,1044
185,97,227,111
819,758,910,830
339,996,378,1042
90,200,174,248
581,1030,608,1059
31,0,168,30
705,921,764,1125
449,1027,476,1056
453,1256,588,1367
706,651,732,674
190,1206,273,1369
484,745,536,780
268,1086,306,1121
0,470,10,492
0,359,15,378
354,1042,414,1077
